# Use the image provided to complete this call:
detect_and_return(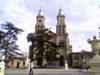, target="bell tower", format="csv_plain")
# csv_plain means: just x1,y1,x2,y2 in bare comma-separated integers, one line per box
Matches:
56,8,68,51
56,8,70,66
35,9,45,33
56,8,66,35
